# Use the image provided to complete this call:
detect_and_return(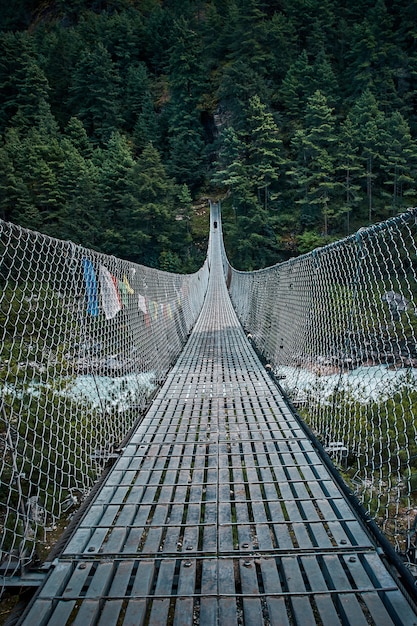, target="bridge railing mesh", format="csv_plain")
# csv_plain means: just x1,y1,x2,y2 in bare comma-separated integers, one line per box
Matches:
226,208,417,555
0,220,208,577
